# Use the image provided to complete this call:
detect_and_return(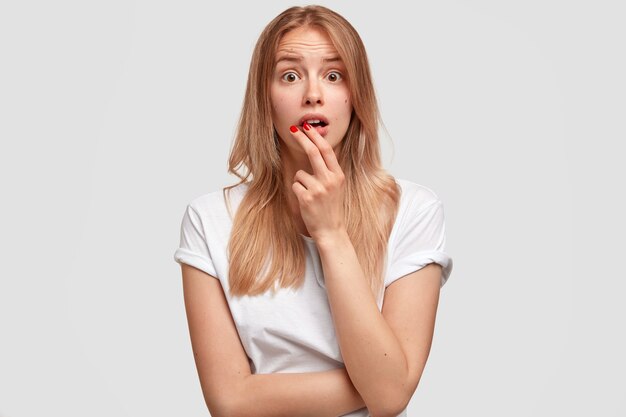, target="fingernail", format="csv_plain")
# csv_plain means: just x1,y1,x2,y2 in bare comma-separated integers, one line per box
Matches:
290,125,298,133
303,122,310,131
